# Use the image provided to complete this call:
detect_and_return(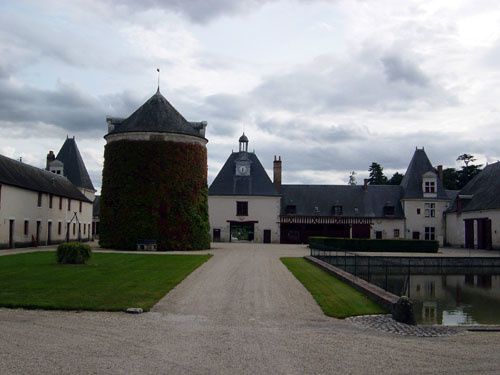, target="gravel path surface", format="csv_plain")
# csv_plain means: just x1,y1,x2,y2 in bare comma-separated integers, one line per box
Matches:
1,243,500,374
